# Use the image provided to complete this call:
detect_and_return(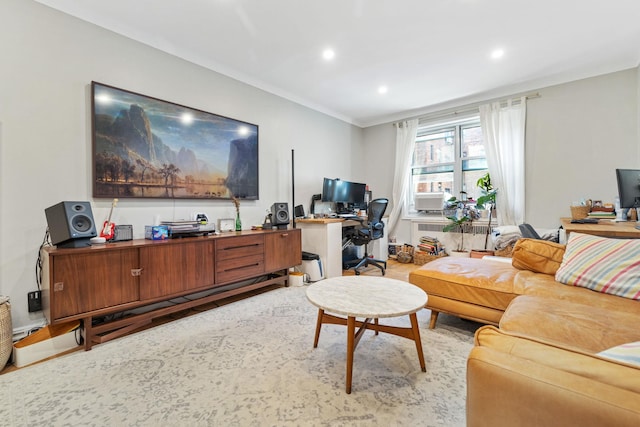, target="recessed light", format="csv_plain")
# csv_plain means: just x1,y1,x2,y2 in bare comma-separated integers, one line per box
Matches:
491,48,505,59
378,85,388,94
322,48,335,61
